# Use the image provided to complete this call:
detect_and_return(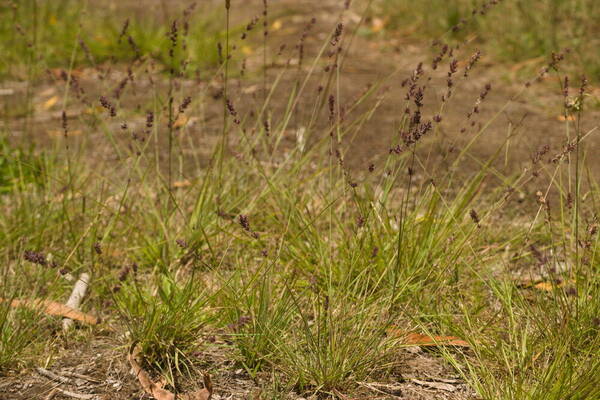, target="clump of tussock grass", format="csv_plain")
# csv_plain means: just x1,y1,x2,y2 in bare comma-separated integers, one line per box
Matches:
114,272,214,383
